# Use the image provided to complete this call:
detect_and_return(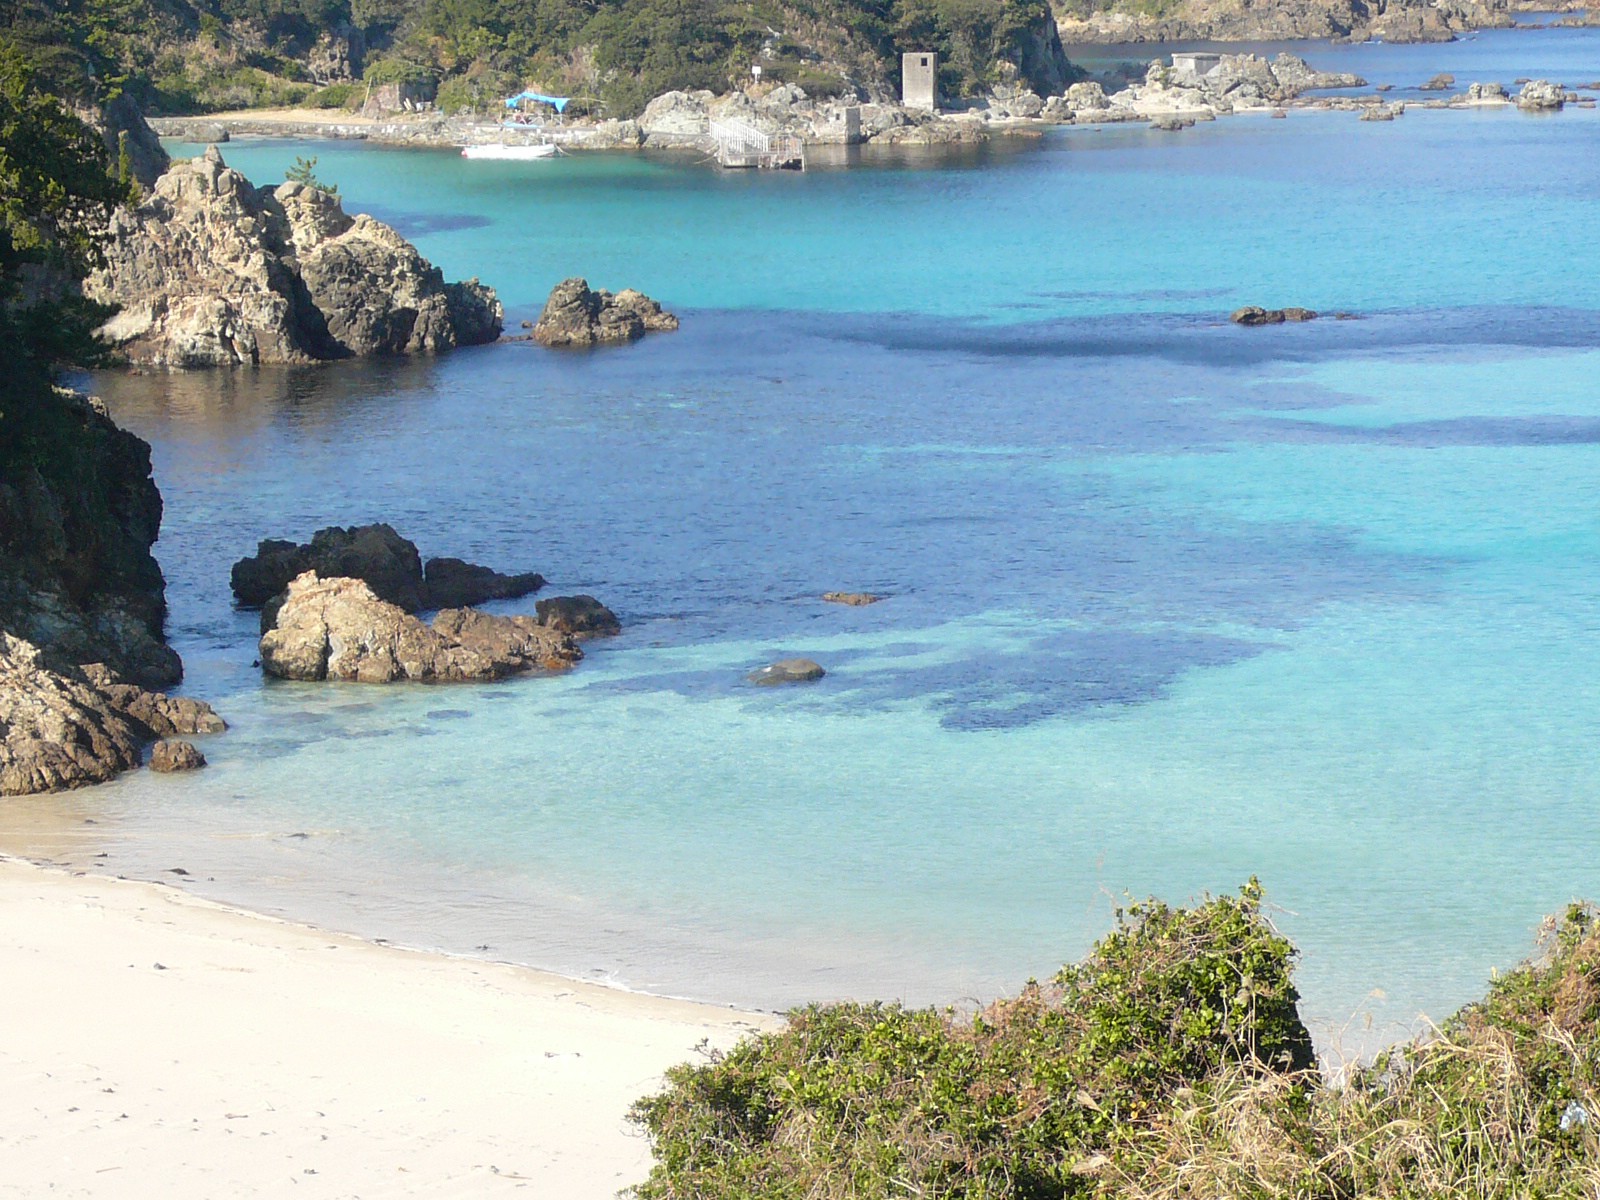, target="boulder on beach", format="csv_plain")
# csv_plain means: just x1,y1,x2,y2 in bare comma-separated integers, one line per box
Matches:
535,595,621,638
258,572,581,683
531,277,680,348
748,658,826,686
231,524,543,613
149,739,207,772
